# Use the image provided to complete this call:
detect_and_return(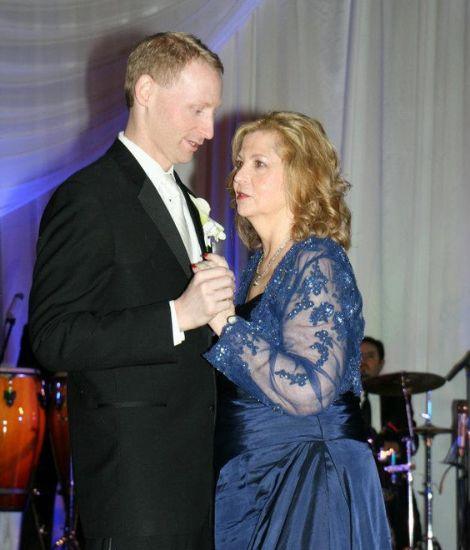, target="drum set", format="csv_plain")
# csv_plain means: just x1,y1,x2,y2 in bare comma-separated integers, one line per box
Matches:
363,370,455,550
0,365,79,549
